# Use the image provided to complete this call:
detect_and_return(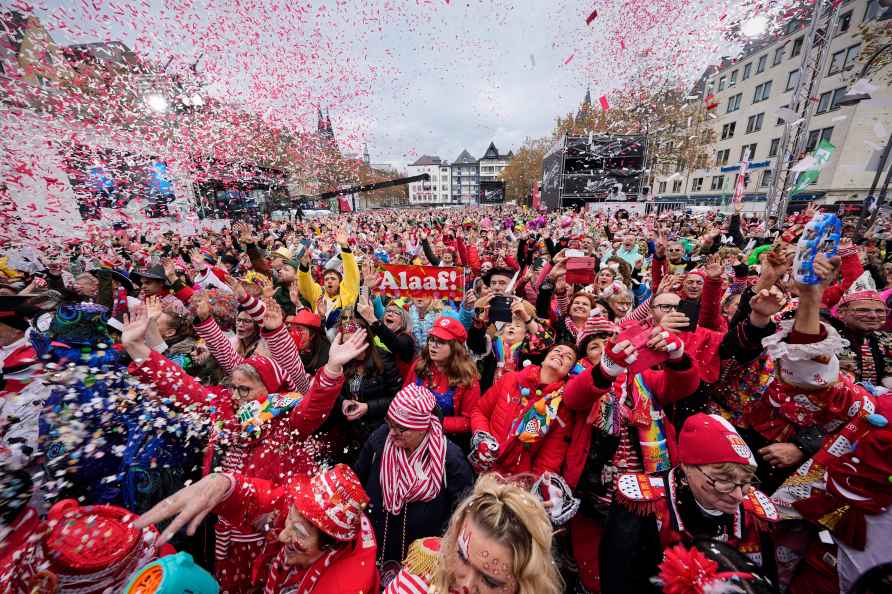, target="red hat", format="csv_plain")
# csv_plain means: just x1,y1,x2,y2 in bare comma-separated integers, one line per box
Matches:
388,384,437,431
287,464,369,542
576,315,618,348
243,355,289,393
678,413,756,467
839,290,884,307
44,499,160,594
429,315,468,343
287,308,322,330
686,269,707,279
